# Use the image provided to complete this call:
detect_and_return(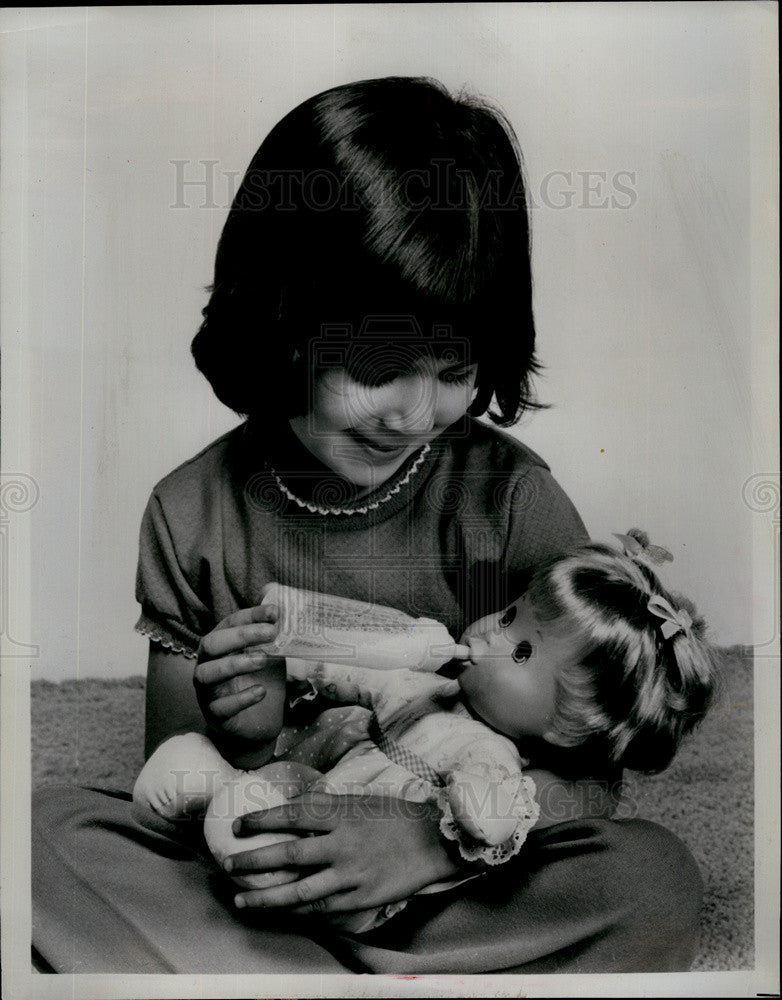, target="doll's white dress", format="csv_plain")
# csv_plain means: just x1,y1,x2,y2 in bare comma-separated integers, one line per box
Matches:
134,658,539,932
279,658,539,862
